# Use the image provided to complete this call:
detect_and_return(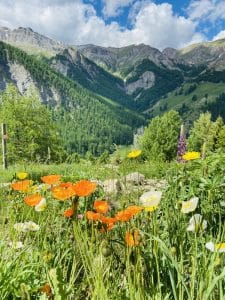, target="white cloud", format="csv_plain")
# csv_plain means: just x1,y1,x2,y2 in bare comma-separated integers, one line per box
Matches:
213,30,225,40
126,2,205,49
187,0,225,23
0,0,205,49
102,0,134,18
